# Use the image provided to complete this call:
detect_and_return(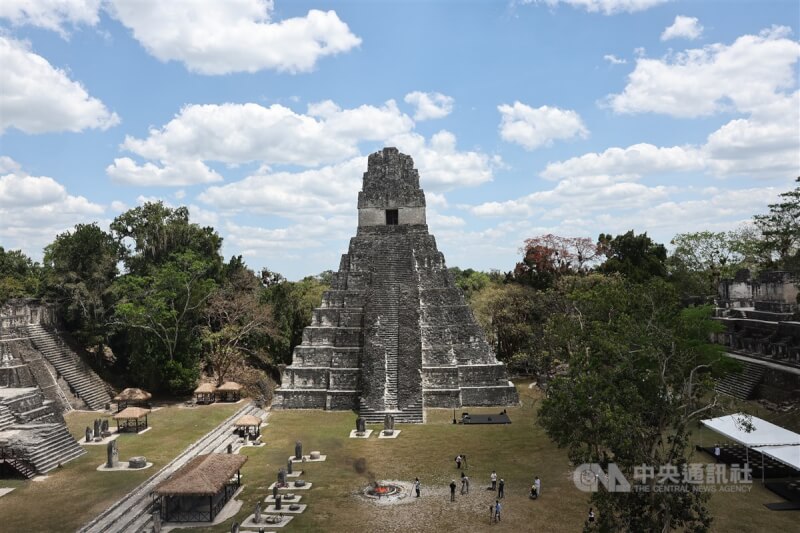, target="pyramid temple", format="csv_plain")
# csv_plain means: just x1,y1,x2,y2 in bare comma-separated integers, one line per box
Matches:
274,148,518,422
